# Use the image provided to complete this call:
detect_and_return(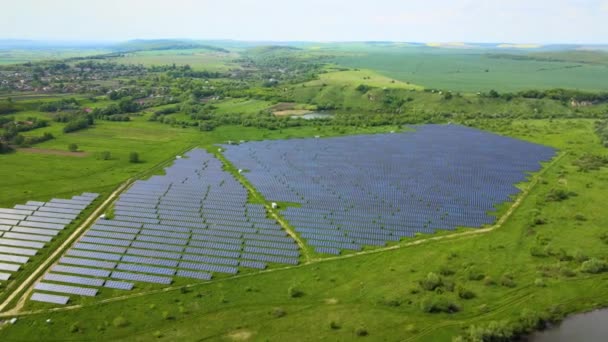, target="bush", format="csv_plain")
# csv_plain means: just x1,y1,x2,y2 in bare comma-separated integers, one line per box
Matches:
69,322,80,333
457,286,476,300
272,308,286,318
545,189,577,202
534,278,546,287
68,143,78,152
288,286,304,298
98,151,111,160
329,321,341,330
112,316,129,328
439,265,455,276
420,297,461,314
355,326,368,336
162,311,174,320
129,151,140,163
419,272,442,291
500,274,517,288
63,118,92,133
483,276,496,286
467,268,485,281
580,258,608,274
